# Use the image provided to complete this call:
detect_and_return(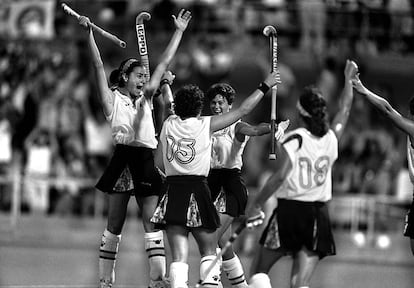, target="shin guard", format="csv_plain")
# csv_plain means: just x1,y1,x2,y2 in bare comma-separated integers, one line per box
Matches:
99,229,121,286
